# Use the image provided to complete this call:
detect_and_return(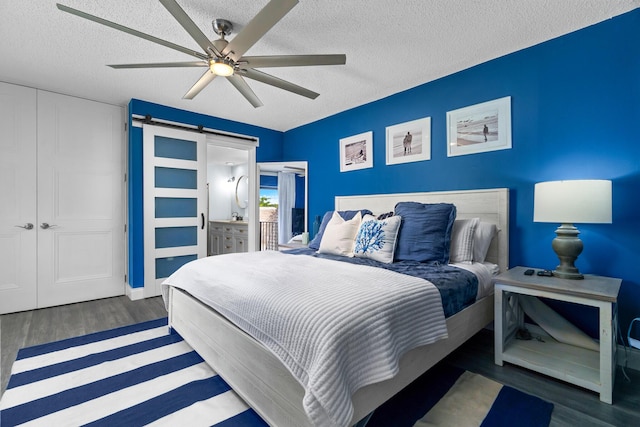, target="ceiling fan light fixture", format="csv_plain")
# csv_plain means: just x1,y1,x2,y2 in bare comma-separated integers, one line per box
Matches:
210,58,234,76
56,1,345,106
